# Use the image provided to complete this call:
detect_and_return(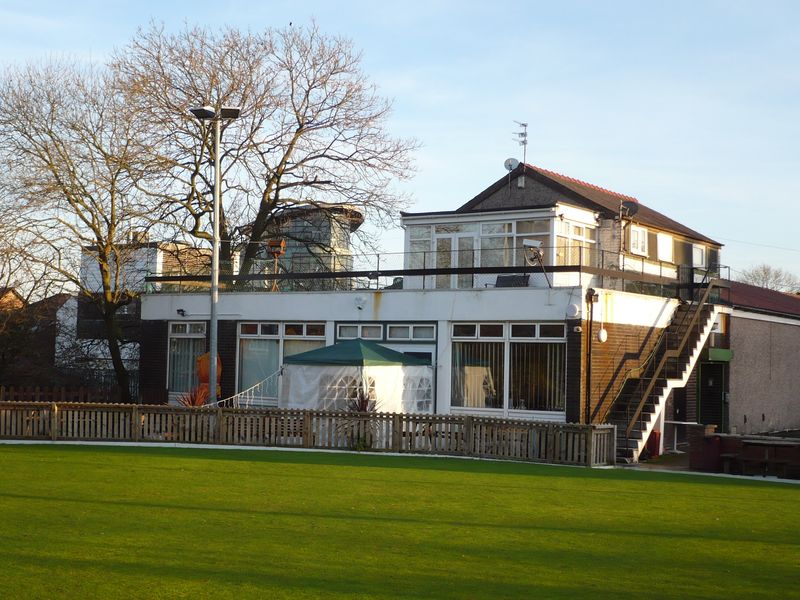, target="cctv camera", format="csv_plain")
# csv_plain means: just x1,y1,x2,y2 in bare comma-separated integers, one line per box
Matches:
522,239,542,249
